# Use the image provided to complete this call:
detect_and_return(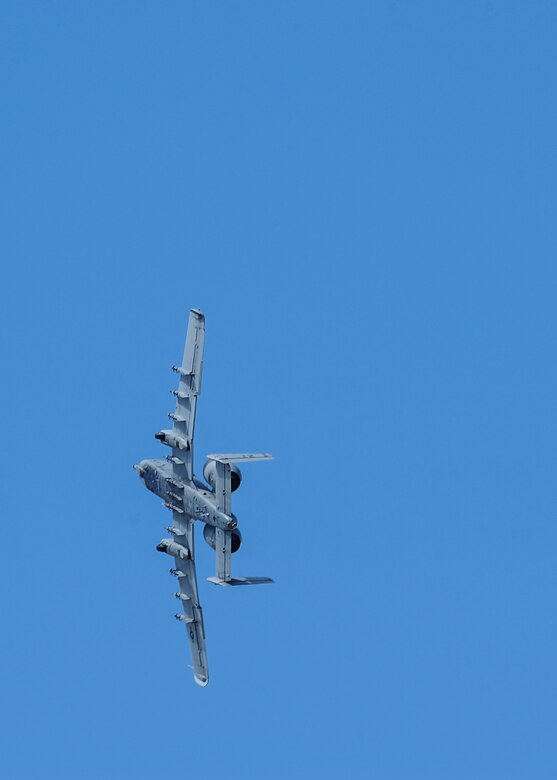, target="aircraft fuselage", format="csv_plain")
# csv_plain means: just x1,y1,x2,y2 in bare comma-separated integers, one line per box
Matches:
135,459,236,532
